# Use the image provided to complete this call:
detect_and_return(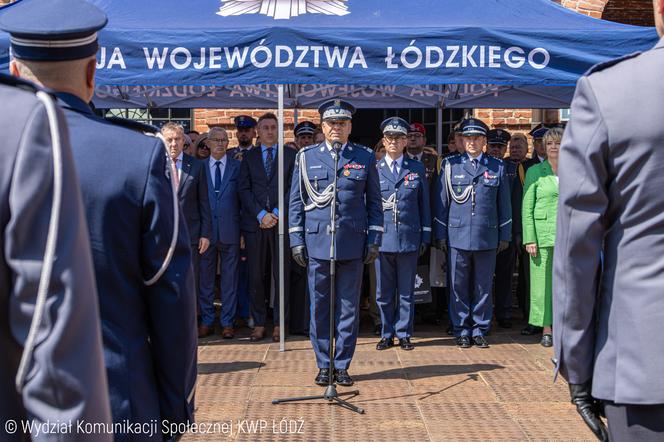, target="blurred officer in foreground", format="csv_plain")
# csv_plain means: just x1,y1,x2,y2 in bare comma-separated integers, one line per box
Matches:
553,2,664,439
289,99,383,387
0,74,112,441
434,118,511,349
487,129,517,329
3,1,197,439
374,117,431,352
